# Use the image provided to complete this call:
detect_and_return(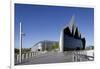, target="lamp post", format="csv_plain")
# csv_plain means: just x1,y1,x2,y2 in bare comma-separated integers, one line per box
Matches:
19,22,22,63
19,22,25,63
